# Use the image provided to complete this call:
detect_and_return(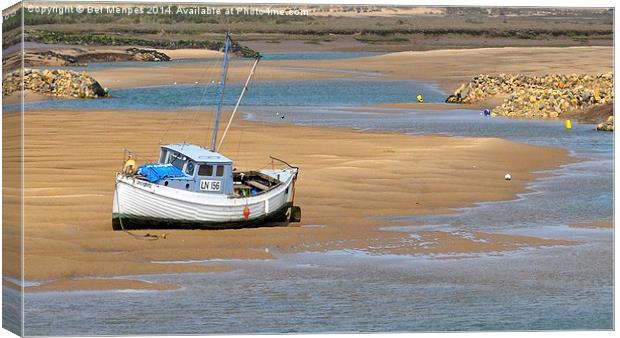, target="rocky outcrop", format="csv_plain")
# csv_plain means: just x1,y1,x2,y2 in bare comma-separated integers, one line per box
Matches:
126,48,171,62
72,48,171,63
3,51,84,70
446,73,614,119
3,48,171,71
596,115,614,132
3,68,108,99
33,51,84,66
